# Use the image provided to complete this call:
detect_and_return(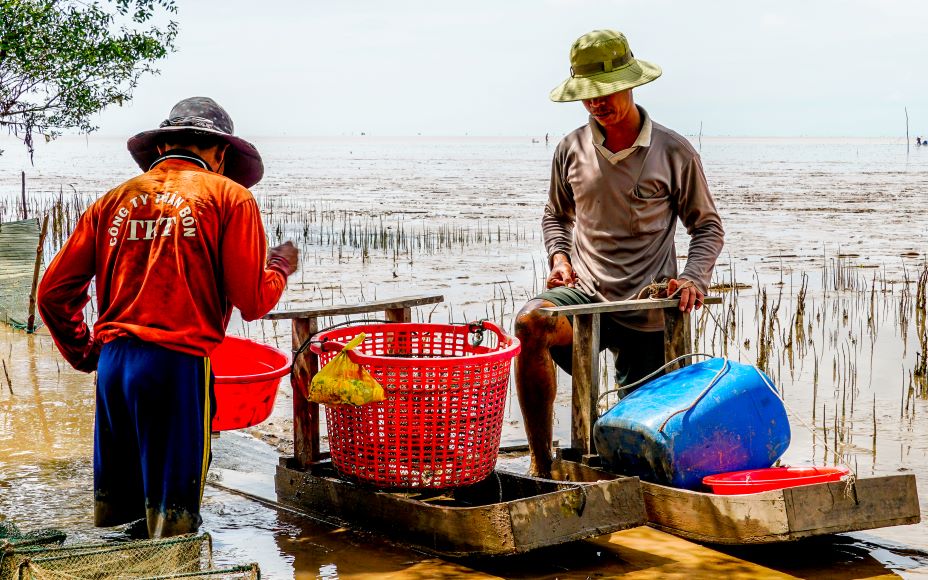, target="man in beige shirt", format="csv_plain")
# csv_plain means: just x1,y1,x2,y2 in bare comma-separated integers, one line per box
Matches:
515,29,724,477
